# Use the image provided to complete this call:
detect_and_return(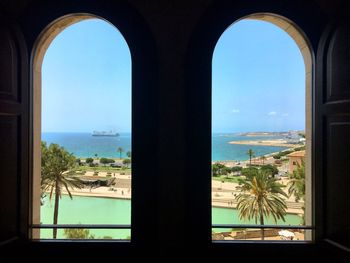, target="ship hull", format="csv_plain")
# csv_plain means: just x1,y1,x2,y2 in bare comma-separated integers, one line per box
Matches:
92,134,119,137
